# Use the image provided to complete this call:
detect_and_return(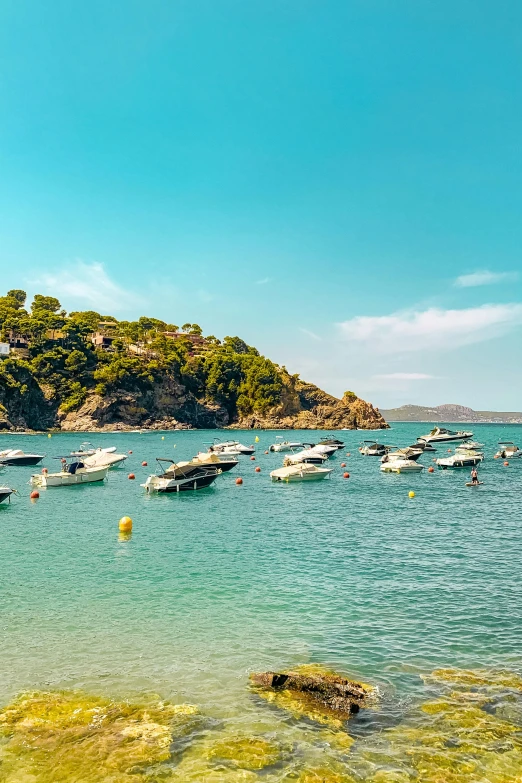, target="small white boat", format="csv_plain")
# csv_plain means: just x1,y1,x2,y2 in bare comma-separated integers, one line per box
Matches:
417,427,473,444
0,449,45,466
192,452,238,471
0,486,14,503
455,441,484,452
305,443,338,457
284,449,329,466
209,440,255,456
269,438,304,452
31,459,109,487
270,464,332,482
495,441,522,459
359,441,390,456
436,449,484,469
380,457,424,473
83,447,127,469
